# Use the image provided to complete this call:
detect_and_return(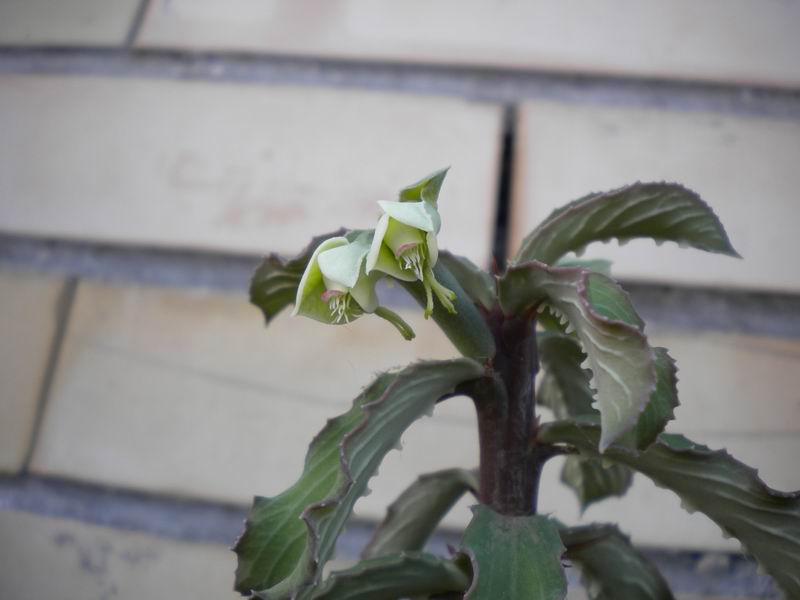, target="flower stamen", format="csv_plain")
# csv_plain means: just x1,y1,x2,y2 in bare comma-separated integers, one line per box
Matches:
327,293,352,324
400,245,424,280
